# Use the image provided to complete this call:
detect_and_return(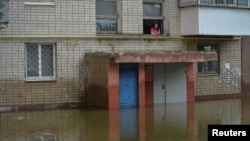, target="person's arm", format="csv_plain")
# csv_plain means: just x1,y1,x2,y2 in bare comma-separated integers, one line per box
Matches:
150,28,157,35
156,28,161,35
